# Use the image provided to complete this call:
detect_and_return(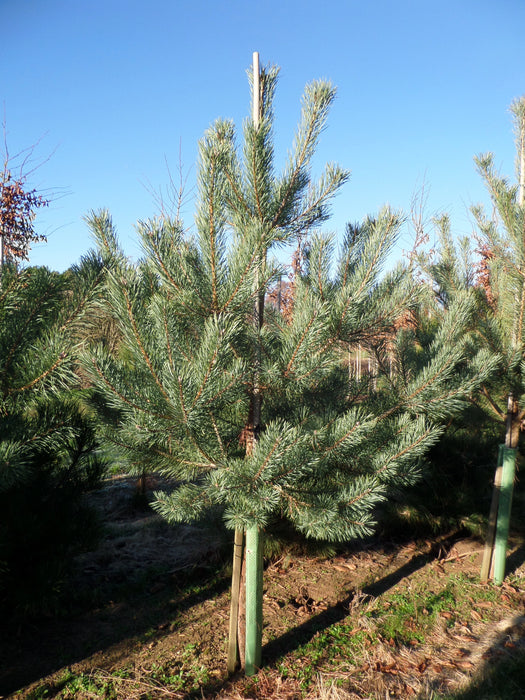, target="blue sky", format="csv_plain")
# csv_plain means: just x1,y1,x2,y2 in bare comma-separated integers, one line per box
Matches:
1,0,524,271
